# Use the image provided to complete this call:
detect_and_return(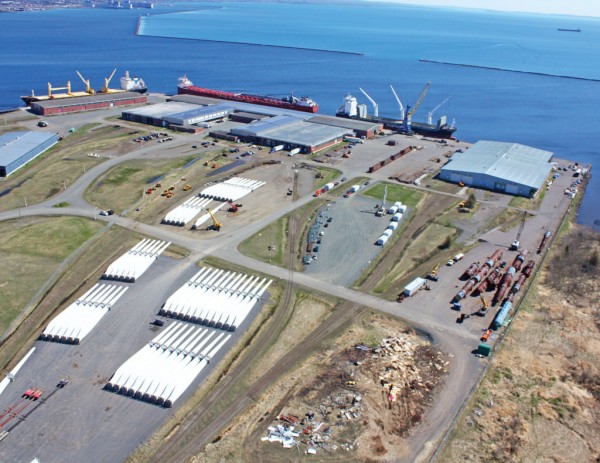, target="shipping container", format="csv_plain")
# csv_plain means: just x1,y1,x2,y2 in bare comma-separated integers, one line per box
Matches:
376,235,389,246
391,212,403,222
